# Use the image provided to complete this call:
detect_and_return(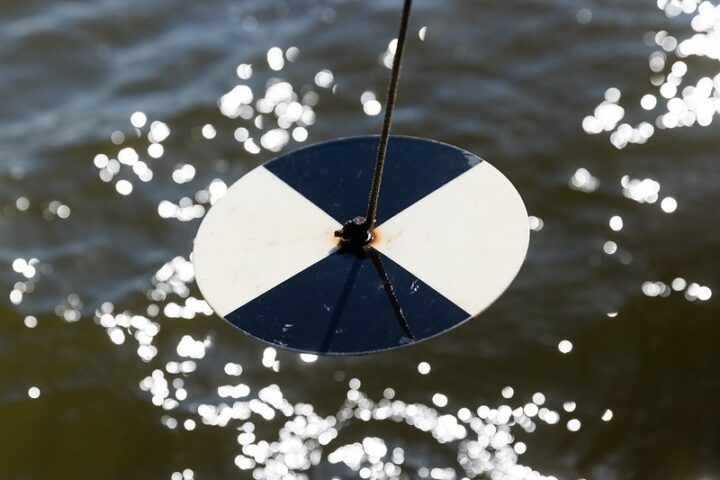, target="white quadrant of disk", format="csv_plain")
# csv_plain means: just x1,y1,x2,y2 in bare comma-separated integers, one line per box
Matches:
193,166,341,316
374,161,529,315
